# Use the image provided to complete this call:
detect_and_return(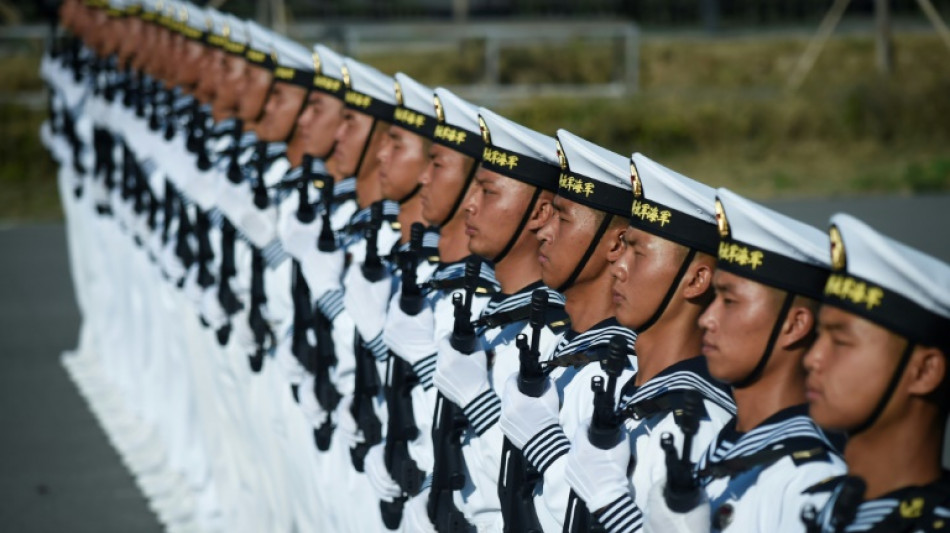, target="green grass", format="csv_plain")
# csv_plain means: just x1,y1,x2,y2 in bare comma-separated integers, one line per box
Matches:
1,31,949,220
0,103,60,220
